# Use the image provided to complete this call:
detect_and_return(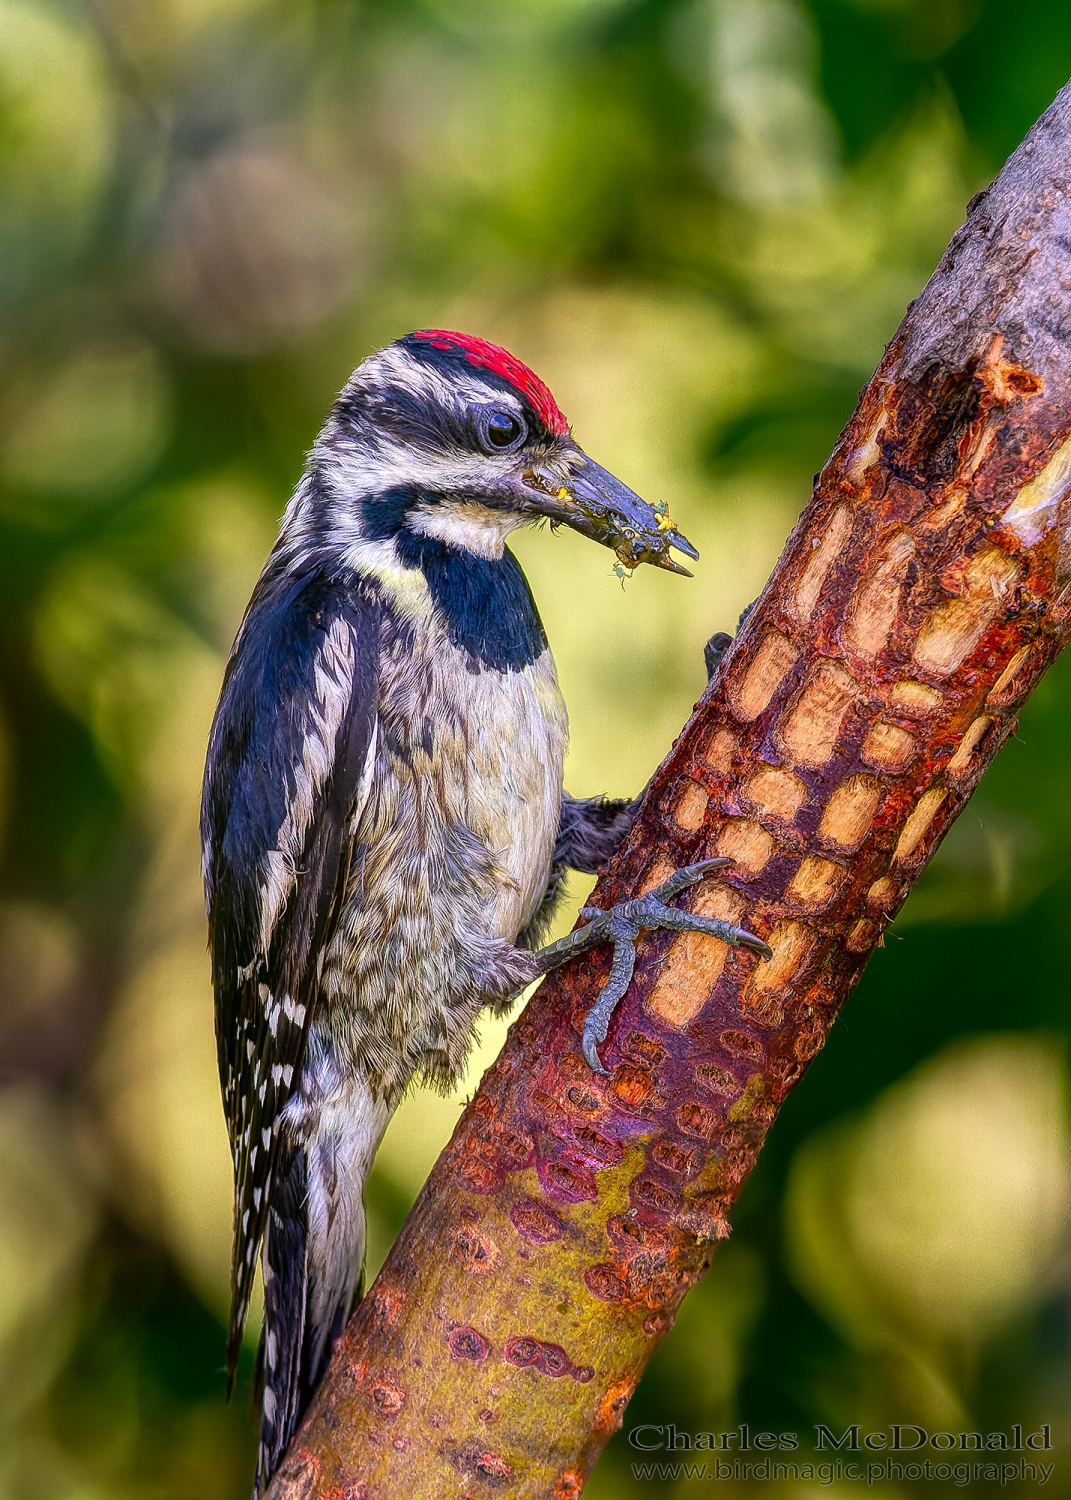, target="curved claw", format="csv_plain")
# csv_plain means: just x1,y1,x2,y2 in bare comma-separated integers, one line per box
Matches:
649,907,773,962
582,1032,610,1075
726,925,773,961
